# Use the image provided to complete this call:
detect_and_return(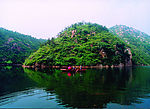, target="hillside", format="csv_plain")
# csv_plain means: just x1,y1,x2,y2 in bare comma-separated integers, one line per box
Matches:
0,27,46,64
24,22,132,67
109,25,150,65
